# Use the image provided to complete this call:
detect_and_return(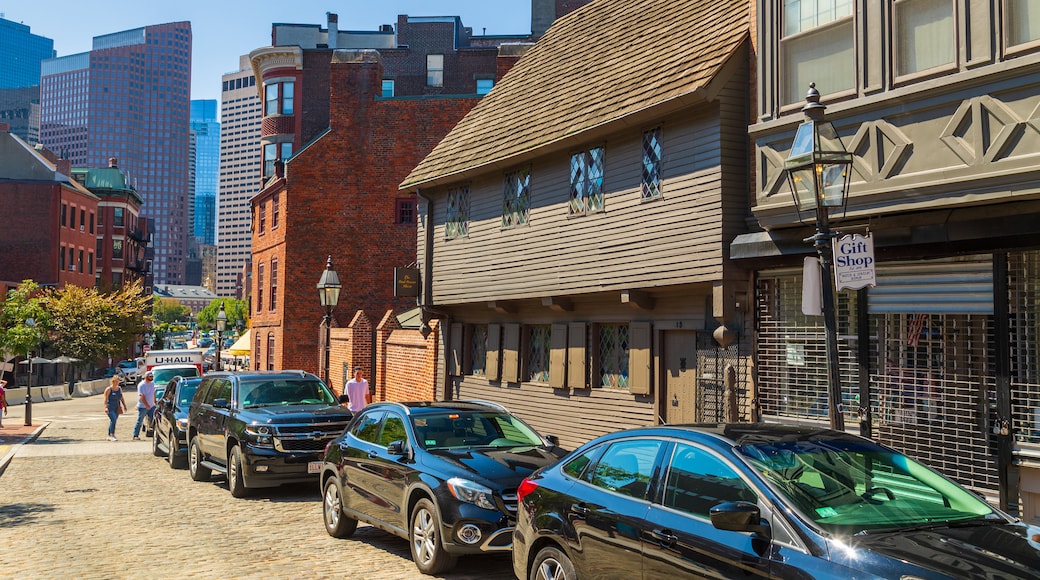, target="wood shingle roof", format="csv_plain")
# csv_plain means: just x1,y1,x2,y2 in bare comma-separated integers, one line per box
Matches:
401,0,750,189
